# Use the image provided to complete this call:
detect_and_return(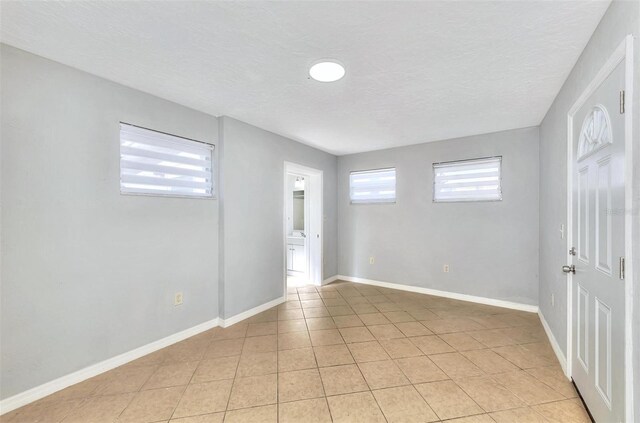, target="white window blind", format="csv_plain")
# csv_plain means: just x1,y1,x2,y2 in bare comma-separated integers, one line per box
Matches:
119,123,214,198
433,157,502,202
350,168,396,204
